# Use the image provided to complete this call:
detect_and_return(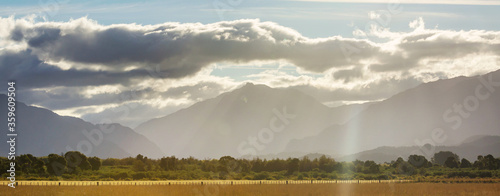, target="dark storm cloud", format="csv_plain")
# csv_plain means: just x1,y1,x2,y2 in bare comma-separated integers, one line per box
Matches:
7,18,382,79
3,17,500,88
0,49,153,89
